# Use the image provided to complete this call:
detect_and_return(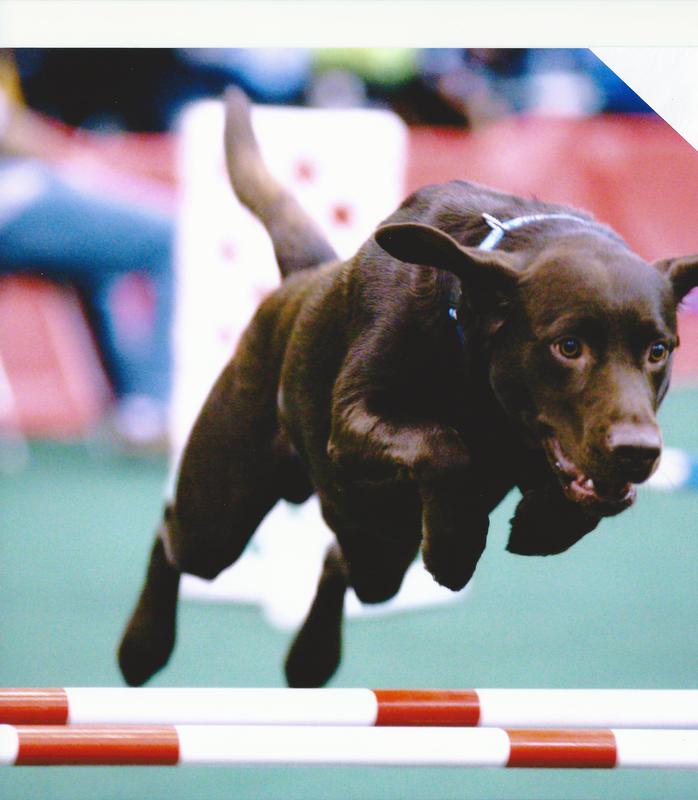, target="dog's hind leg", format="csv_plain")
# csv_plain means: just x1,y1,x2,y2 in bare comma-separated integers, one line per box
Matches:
117,439,304,686
284,542,349,688
284,485,422,687
118,309,312,685
223,87,337,277
118,514,180,686
118,445,300,687
161,302,311,579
